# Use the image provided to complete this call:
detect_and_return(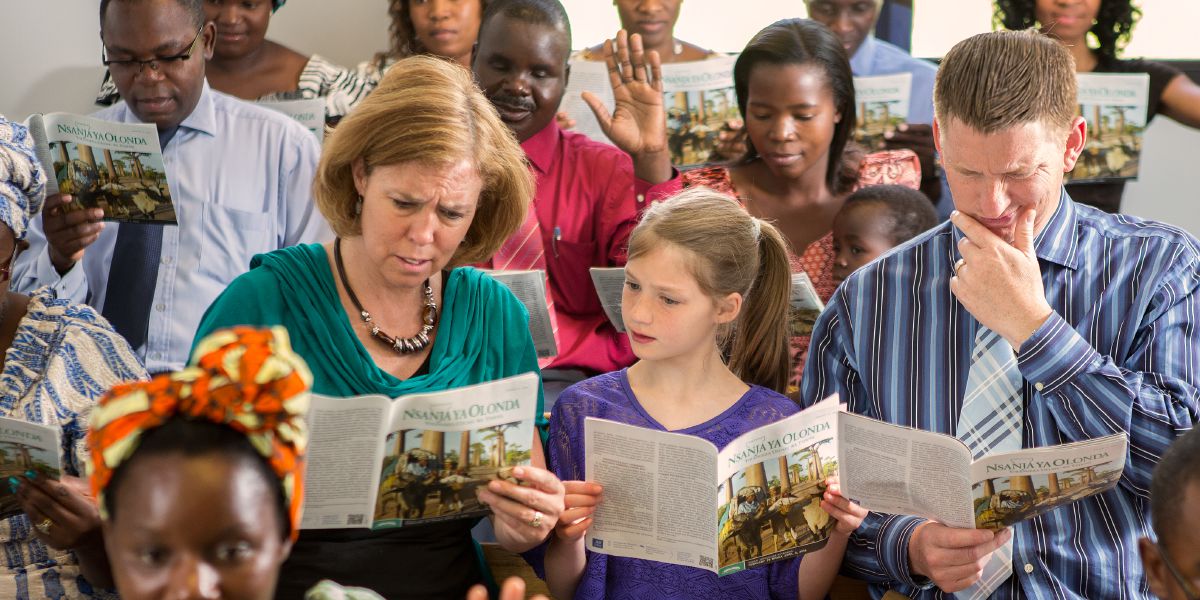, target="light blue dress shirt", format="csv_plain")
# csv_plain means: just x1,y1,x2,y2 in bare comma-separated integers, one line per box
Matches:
13,83,331,372
803,193,1199,599
850,35,953,217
